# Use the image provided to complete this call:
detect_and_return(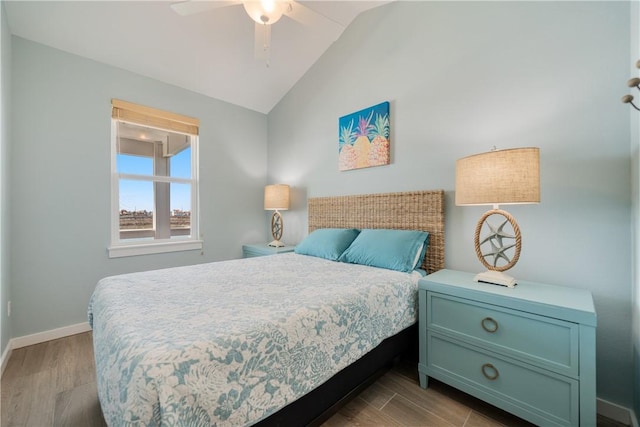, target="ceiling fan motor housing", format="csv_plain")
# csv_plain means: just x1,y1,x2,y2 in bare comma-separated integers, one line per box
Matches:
243,1,284,25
